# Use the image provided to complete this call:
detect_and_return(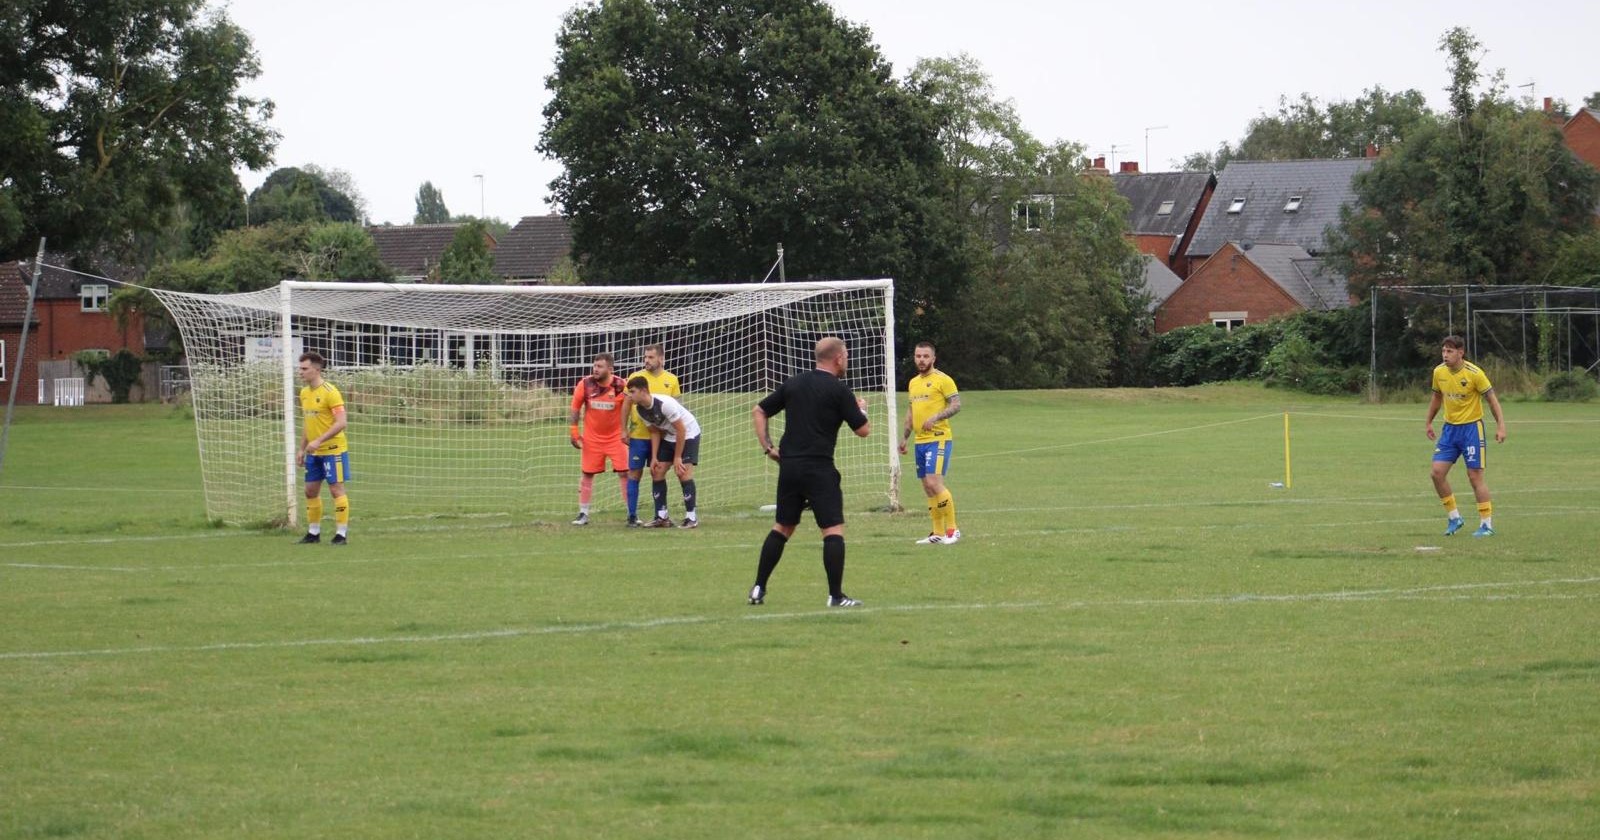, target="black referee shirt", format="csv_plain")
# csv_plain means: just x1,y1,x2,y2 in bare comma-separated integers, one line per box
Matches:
758,369,868,461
